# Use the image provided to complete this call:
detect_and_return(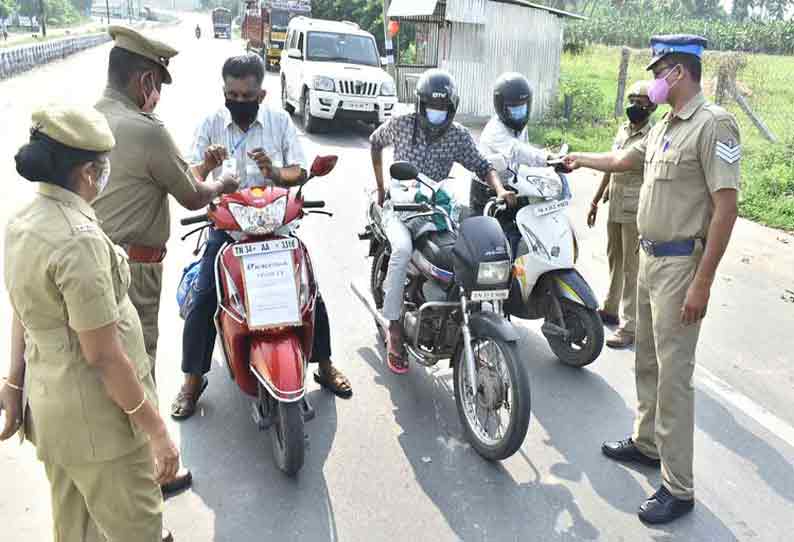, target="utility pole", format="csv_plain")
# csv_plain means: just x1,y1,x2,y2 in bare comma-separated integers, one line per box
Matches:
106,0,111,24
381,0,394,77
38,0,47,37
